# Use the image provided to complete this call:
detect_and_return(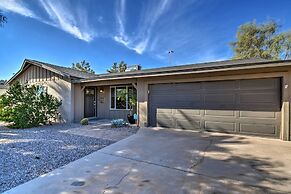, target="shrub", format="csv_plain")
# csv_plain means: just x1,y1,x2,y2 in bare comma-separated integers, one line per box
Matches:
111,119,127,128
80,118,89,125
0,82,62,128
